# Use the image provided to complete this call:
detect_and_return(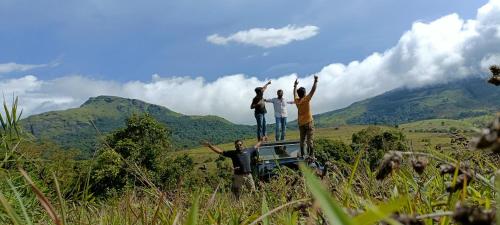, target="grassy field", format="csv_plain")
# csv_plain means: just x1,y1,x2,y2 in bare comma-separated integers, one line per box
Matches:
178,123,456,167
